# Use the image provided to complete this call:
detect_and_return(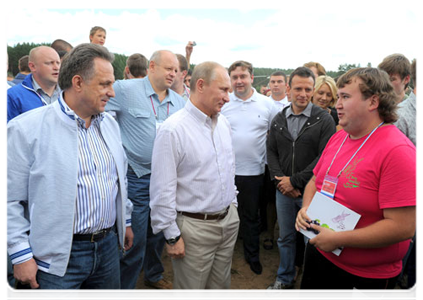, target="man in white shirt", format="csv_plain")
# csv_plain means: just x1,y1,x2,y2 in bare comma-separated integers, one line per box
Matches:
149,61,239,289
221,60,279,275
268,71,289,110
